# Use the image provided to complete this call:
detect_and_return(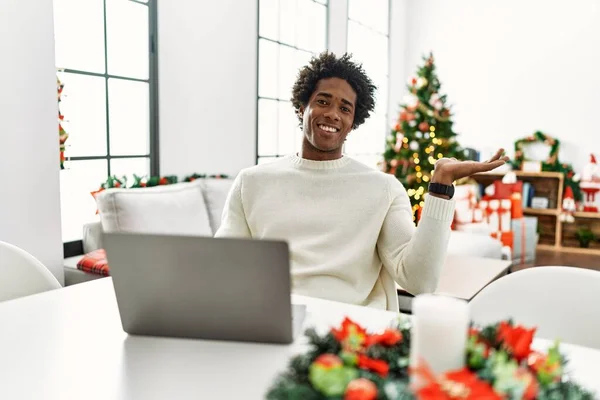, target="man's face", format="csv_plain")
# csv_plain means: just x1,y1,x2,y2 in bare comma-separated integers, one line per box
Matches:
299,77,356,159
